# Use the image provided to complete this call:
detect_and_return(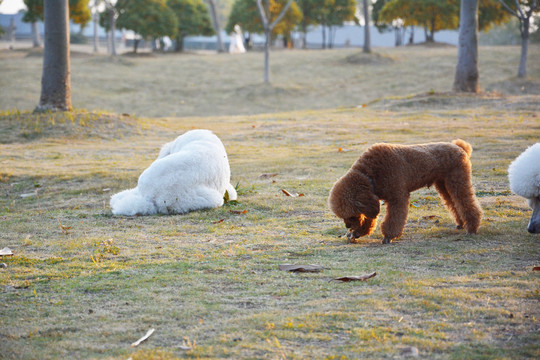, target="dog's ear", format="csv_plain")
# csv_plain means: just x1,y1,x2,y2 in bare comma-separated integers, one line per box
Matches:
329,170,380,220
